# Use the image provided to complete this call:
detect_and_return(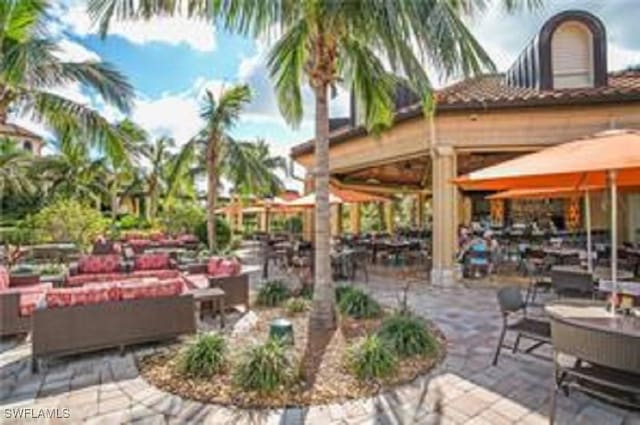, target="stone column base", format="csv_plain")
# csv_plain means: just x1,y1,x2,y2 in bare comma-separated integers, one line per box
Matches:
430,266,460,287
